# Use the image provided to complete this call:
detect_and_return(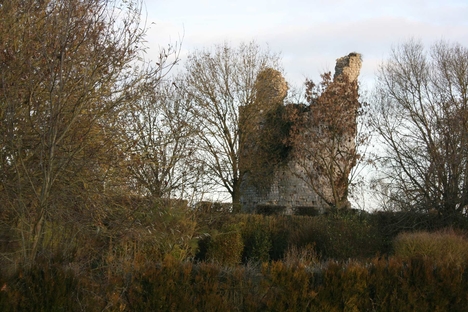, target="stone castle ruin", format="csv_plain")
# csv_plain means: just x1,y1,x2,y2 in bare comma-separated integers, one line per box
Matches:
239,53,362,215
